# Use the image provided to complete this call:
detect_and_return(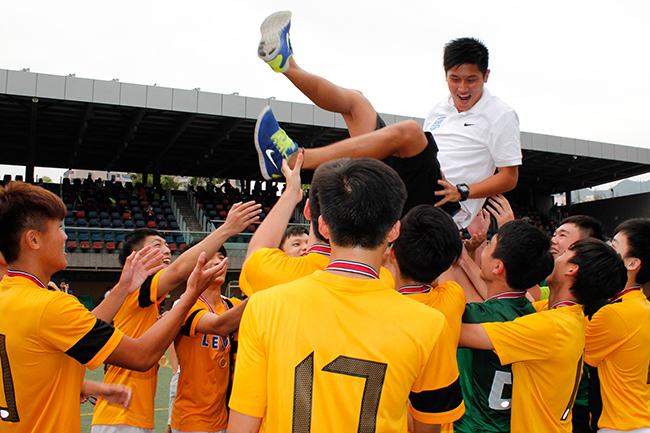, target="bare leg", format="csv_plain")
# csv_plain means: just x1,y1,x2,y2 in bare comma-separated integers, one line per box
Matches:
283,57,378,138
290,119,428,170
